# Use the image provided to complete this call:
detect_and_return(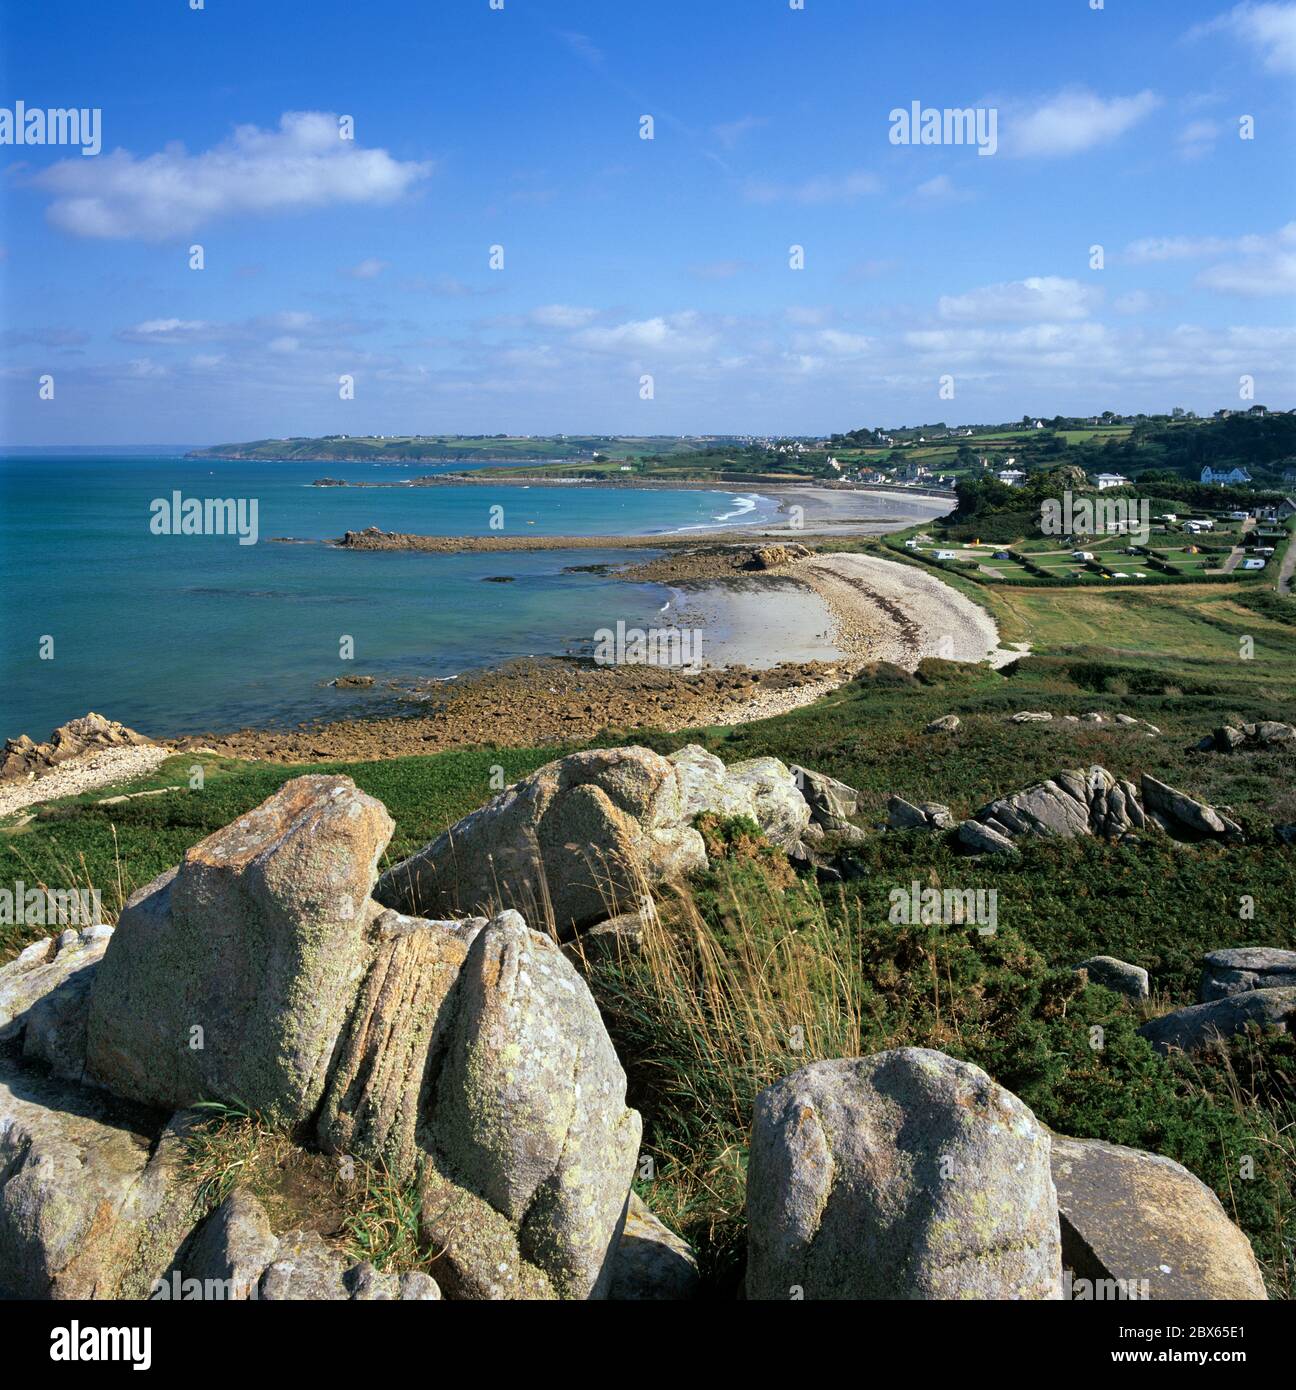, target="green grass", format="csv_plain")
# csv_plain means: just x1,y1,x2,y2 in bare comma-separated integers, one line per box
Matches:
588,838,1296,1296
